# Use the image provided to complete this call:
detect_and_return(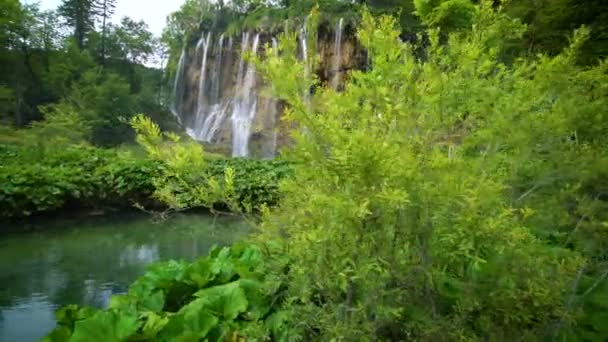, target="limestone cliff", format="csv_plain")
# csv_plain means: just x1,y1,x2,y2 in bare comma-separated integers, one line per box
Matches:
171,20,365,158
